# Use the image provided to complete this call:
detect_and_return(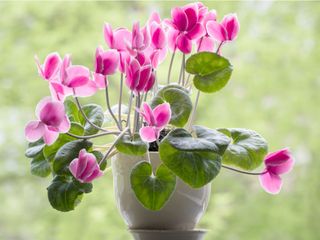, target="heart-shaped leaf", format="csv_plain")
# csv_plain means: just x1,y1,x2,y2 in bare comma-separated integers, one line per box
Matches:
78,104,104,135
25,139,45,158
186,52,233,93
159,126,230,188
30,151,51,177
47,176,92,212
115,133,148,156
43,122,84,162
130,162,176,211
151,85,192,127
53,140,93,175
218,128,268,170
